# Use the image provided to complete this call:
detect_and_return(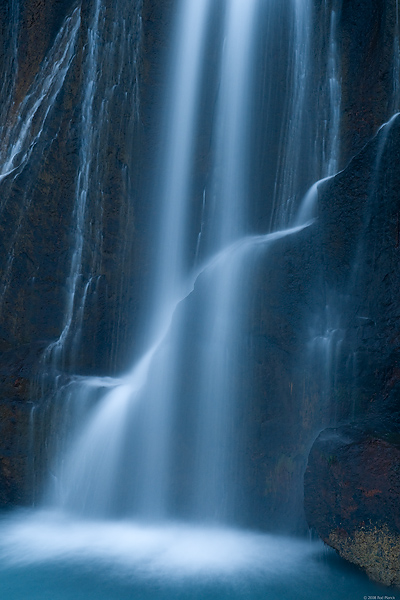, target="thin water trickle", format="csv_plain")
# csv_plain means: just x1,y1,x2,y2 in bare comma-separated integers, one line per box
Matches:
300,0,344,446
0,0,19,135
325,4,341,176
346,111,400,295
271,0,314,227
338,111,400,422
0,8,80,187
393,0,400,112
0,7,80,318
